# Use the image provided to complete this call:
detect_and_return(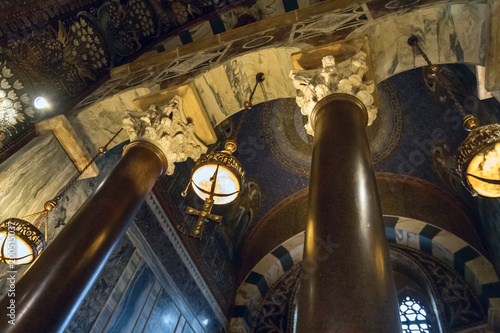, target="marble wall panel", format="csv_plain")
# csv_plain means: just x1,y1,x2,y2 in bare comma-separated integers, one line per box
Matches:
222,26,293,61
48,141,127,239
70,87,154,155
220,7,262,32
0,134,74,223
132,280,163,333
366,0,446,19
257,0,286,19
155,44,230,83
349,2,489,82
103,261,156,333
90,251,143,332
64,235,136,333
189,21,215,42
289,5,368,46
236,47,297,103
485,0,500,91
